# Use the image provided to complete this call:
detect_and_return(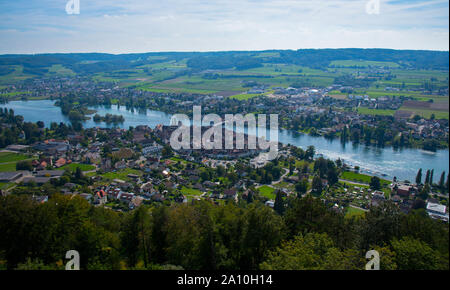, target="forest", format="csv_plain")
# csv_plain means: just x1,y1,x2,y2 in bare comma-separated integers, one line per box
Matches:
1,48,448,77
0,194,448,270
